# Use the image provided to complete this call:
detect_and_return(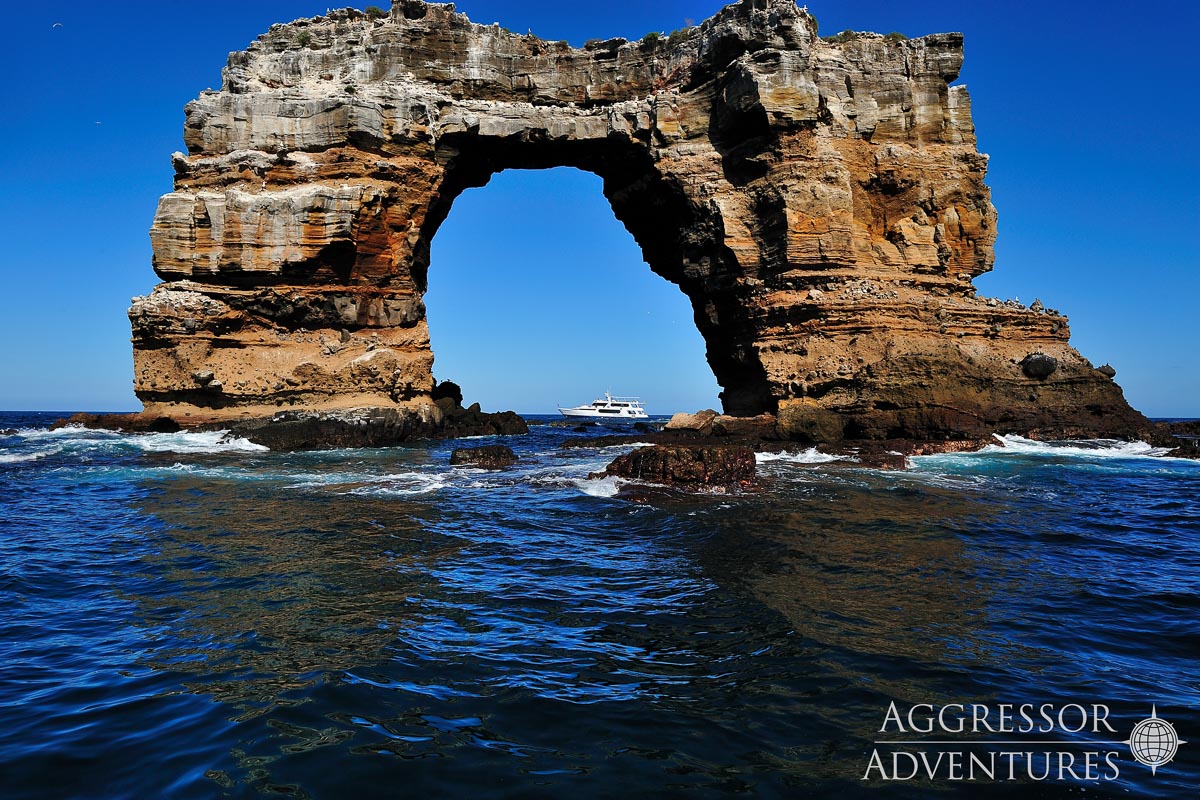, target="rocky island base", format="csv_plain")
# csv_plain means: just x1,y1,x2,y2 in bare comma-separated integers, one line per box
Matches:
51,405,1197,478
53,382,526,451
565,410,1200,471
